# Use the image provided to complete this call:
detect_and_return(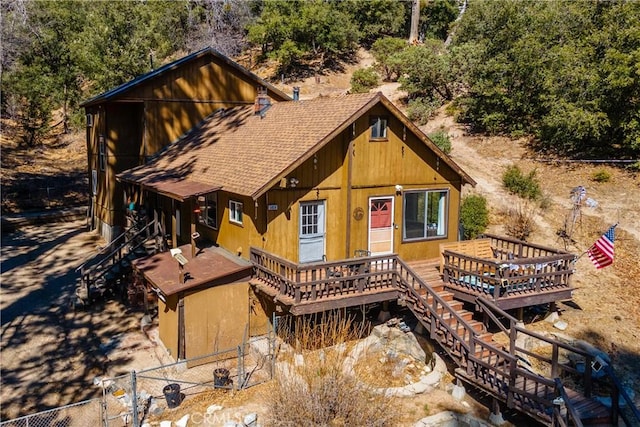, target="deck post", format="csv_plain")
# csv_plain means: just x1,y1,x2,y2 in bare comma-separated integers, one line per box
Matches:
489,398,505,425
